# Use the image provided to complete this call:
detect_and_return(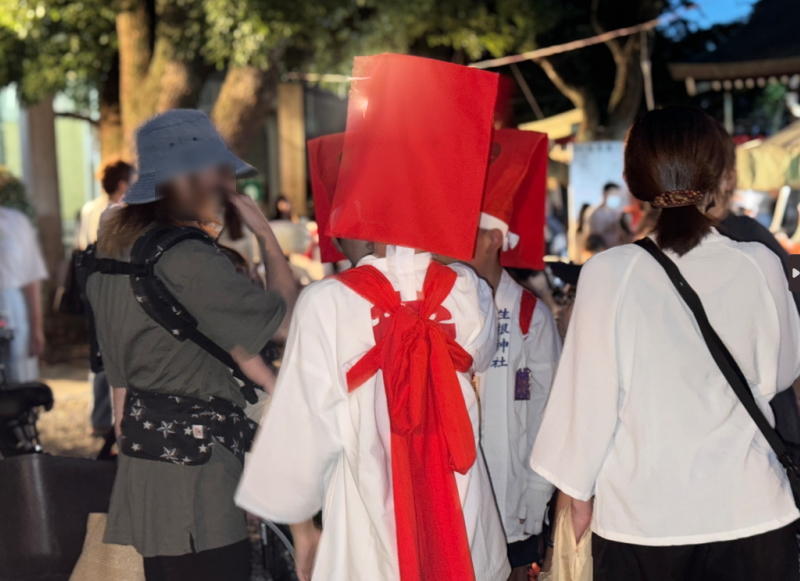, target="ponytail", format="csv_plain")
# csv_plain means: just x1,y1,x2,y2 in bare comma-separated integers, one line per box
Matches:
624,106,726,256
654,205,714,256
